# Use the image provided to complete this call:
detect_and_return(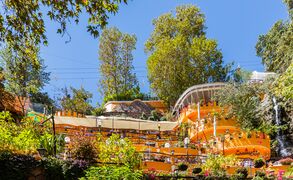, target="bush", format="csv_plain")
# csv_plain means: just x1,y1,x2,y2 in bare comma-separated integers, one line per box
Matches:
255,171,266,178
42,156,65,180
80,166,142,180
192,167,202,174
63,160,89,180
178,163,188,171
70,131,97,161
254,158,265,168
0,151,40,180
279,158,293,165
236,167,248,178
